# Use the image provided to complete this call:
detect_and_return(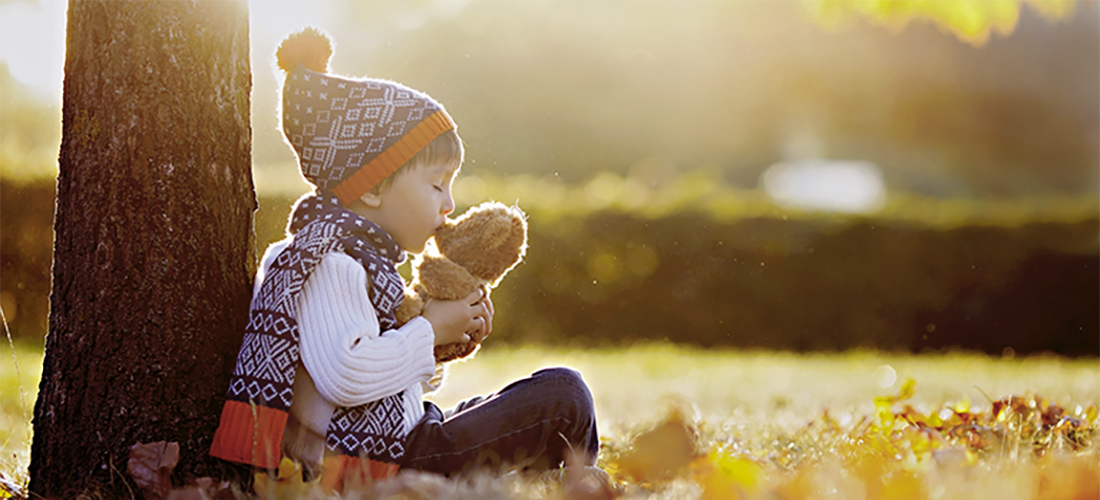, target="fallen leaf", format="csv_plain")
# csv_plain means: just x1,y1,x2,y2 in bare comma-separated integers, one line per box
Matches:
692,448,763,500
127,441,180,500
166,478,237,500
253,458,320,500
613,405,699,483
